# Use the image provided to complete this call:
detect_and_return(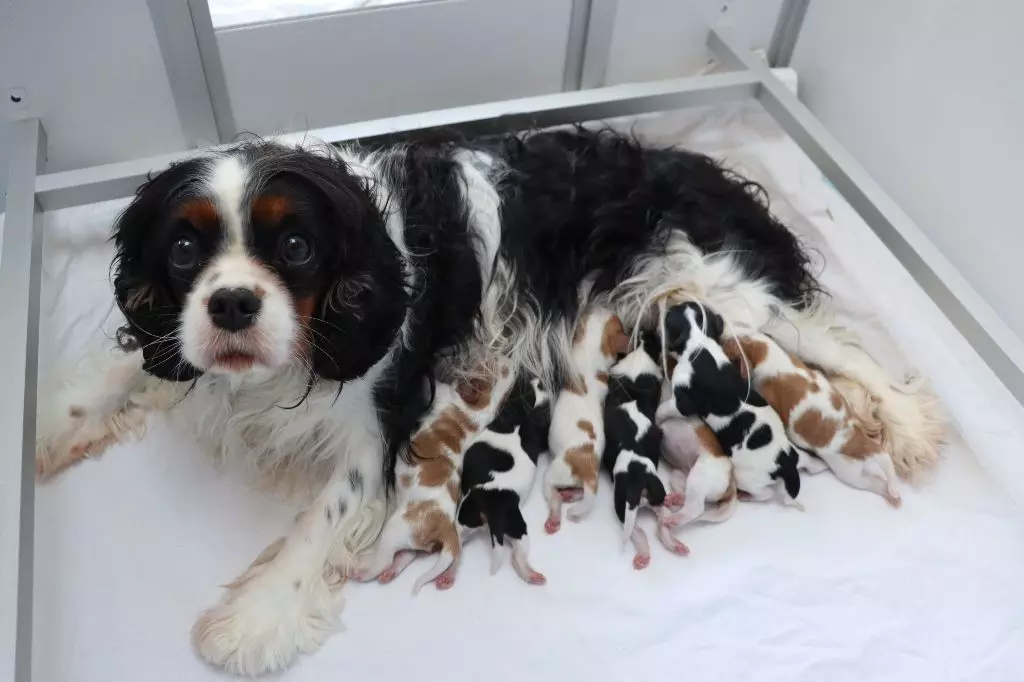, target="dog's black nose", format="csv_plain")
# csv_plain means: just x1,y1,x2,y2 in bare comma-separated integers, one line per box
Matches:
208,287,261,331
